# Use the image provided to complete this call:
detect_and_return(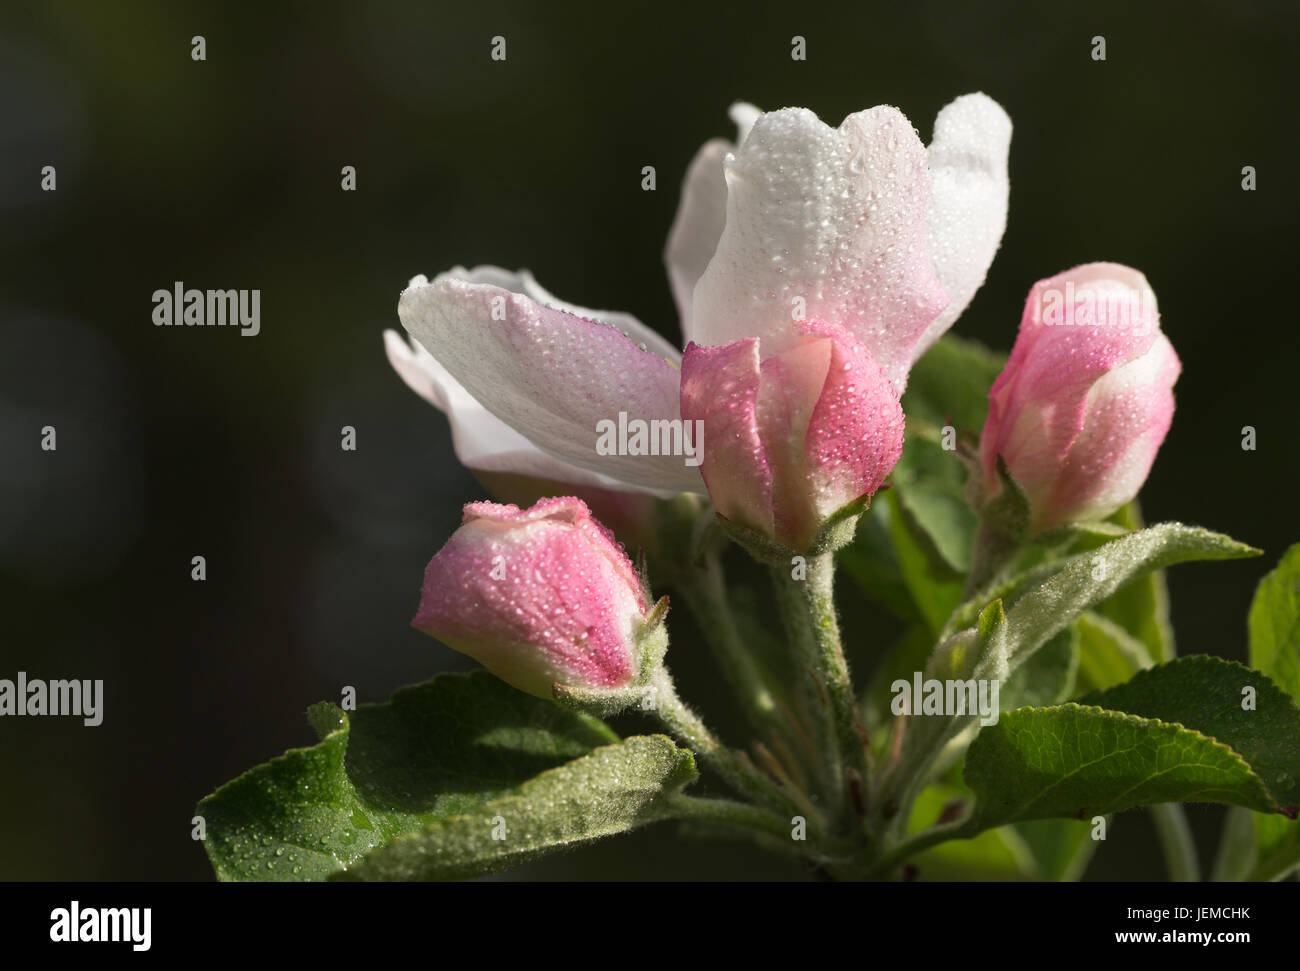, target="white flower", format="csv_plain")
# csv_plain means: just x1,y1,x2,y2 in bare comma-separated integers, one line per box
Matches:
385,93,1011,497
